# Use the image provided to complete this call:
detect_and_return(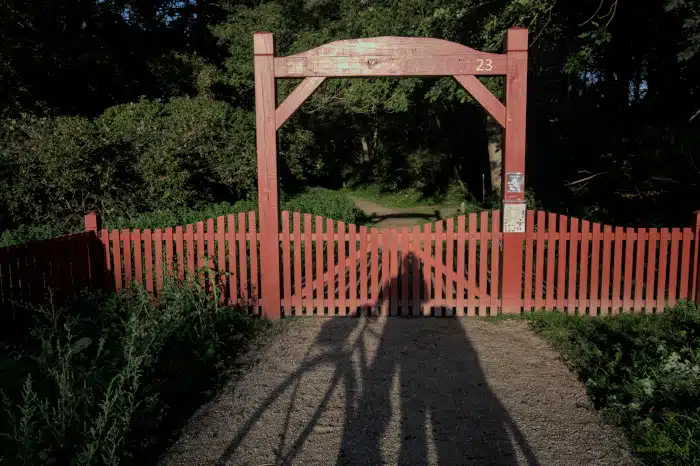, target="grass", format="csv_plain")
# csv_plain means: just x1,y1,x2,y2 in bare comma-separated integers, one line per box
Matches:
527,303,700,465
0,279,270,465
341,185,477,210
